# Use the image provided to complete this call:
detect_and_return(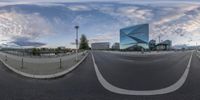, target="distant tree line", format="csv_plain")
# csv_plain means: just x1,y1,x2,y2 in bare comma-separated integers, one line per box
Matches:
31,48,76,56
31,34,90,56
